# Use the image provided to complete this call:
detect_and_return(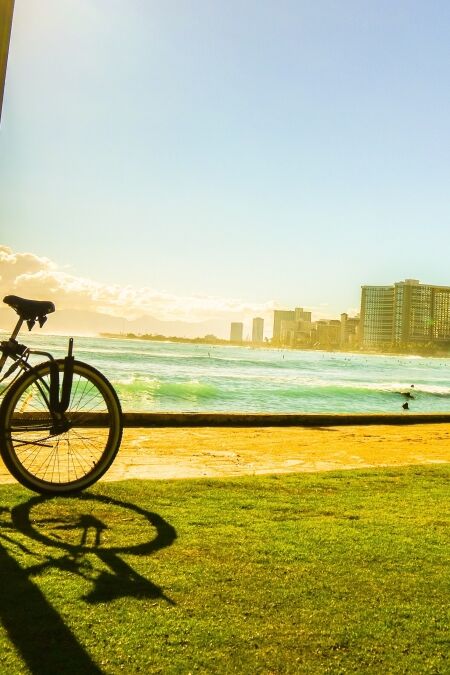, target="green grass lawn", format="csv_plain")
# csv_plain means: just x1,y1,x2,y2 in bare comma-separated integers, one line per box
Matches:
0,465,449,673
